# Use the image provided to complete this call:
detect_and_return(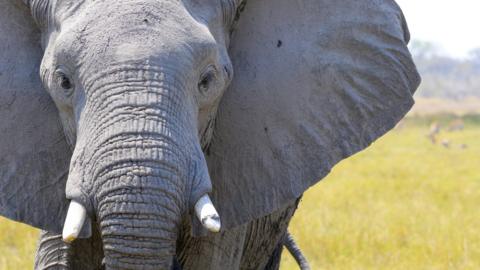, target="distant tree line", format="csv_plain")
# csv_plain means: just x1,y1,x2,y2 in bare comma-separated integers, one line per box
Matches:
409,40,480,99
